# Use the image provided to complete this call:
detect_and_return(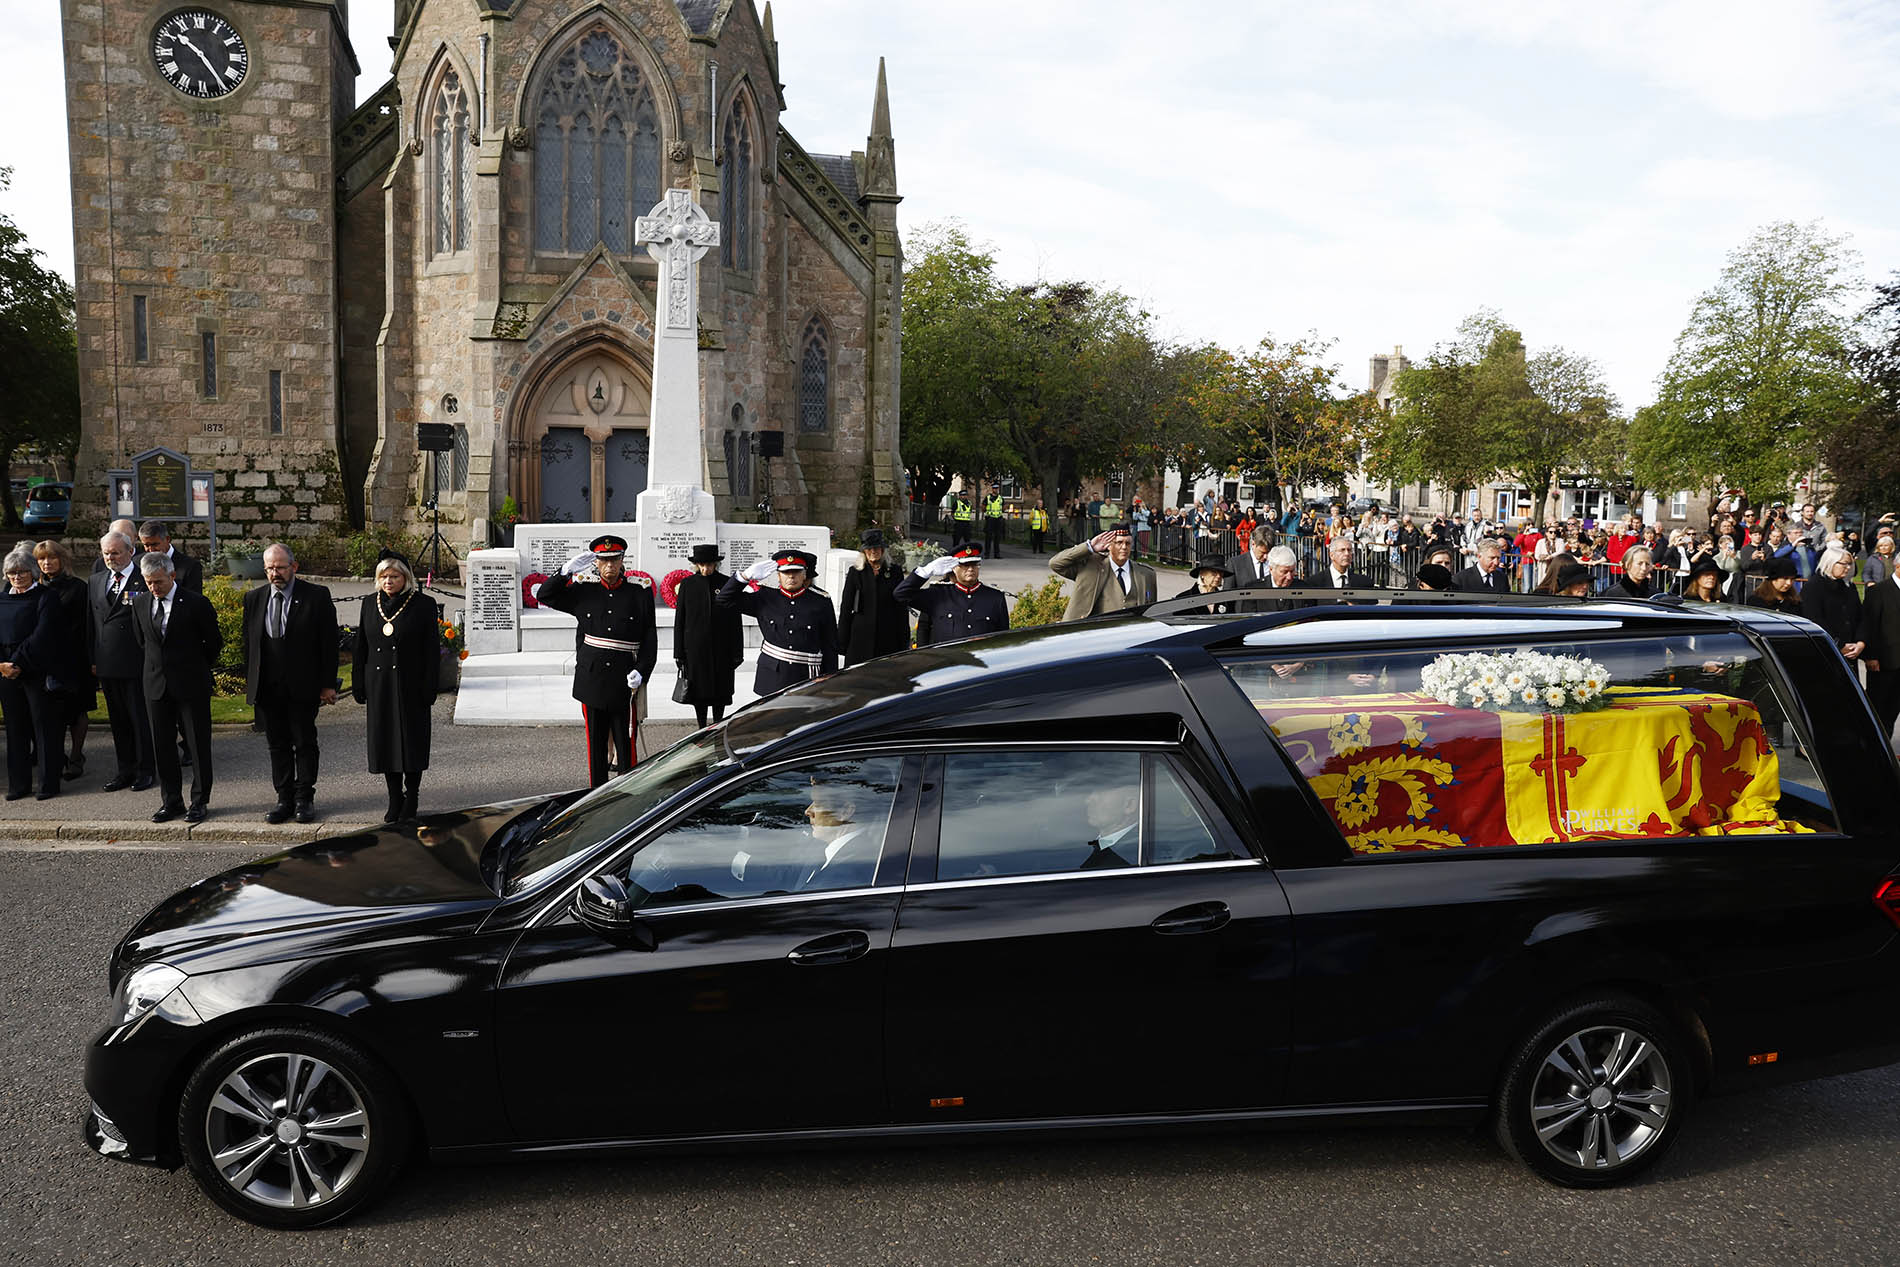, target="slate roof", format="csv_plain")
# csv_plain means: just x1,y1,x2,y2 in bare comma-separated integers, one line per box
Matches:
808,154,861,205
675,0,722,34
